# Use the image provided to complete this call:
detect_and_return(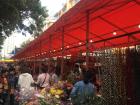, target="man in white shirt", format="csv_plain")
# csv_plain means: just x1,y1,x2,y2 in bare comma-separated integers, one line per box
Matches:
18,66,34,90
